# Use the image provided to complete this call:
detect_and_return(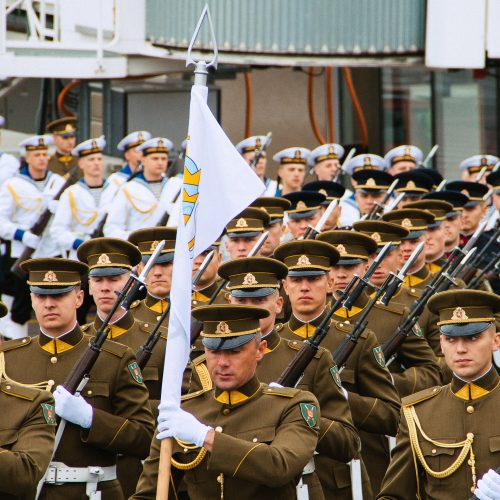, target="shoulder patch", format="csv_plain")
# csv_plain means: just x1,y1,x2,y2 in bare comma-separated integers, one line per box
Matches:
373,346,386,367
412,323,423,338
41,403,57,425
0,336,32,352
275,323,284,332
300,402,318,427
1,381,38,401
128,361,143,384
329,365,342,388
402,386,442,407
181,388,210,401
81,323,92,332
262,386,300,398
101,339,129,358
286,339,321,358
